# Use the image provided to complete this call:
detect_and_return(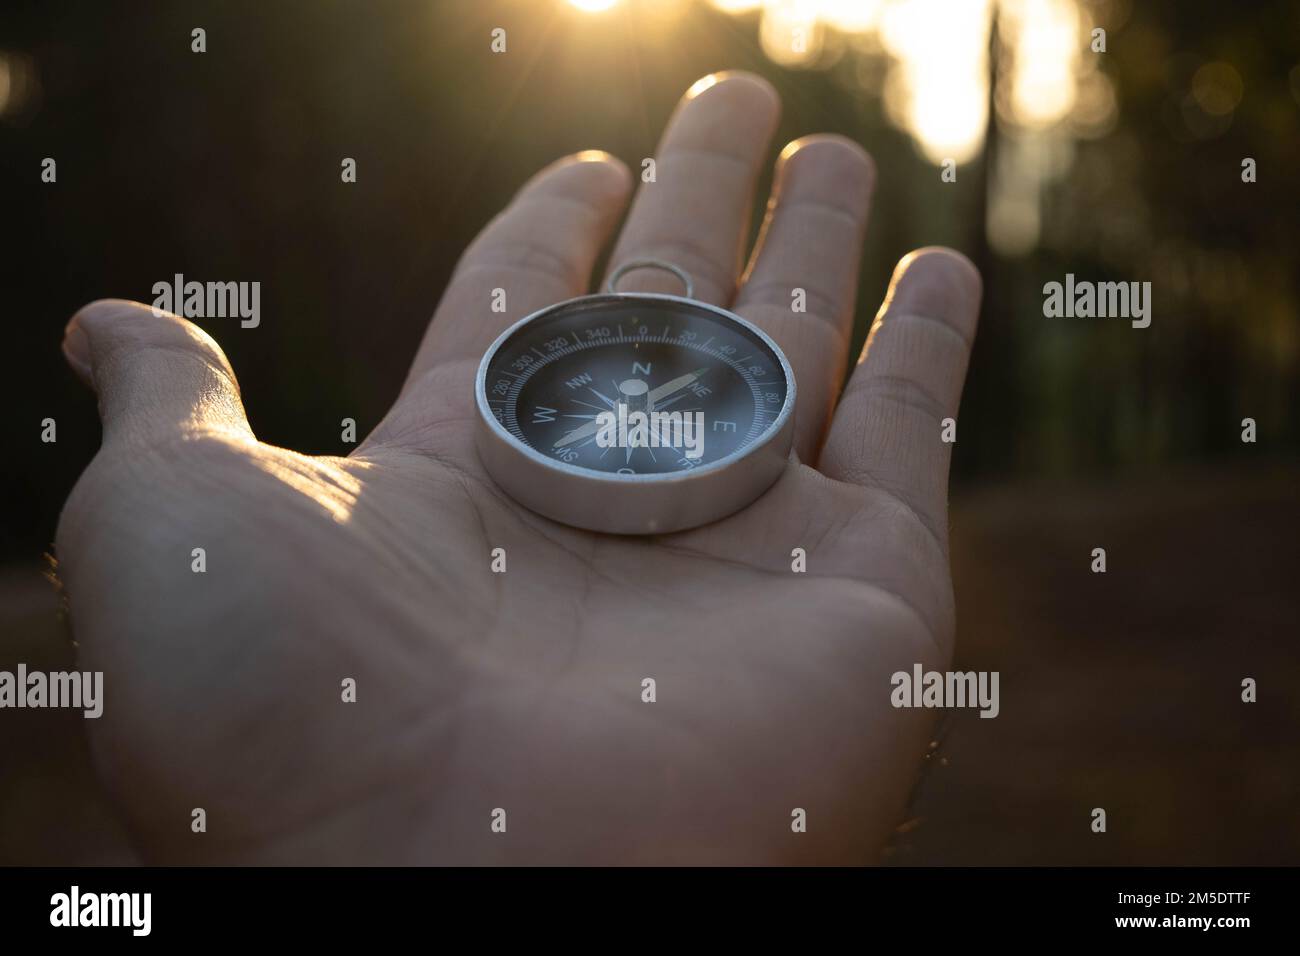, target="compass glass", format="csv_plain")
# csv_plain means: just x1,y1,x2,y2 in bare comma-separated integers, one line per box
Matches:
480,296,791,475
